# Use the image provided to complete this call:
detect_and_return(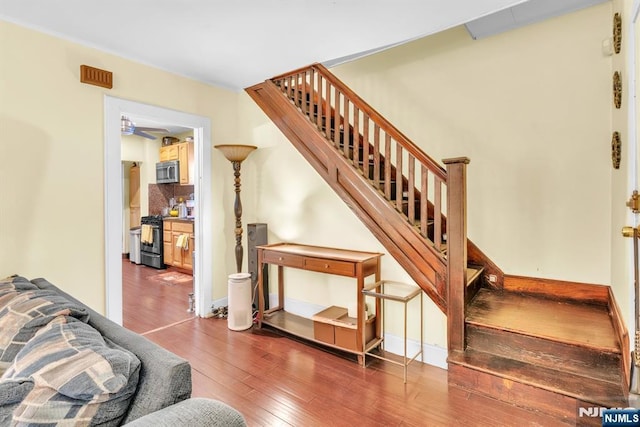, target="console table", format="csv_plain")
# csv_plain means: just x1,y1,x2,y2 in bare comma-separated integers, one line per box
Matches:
256,243,384,365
